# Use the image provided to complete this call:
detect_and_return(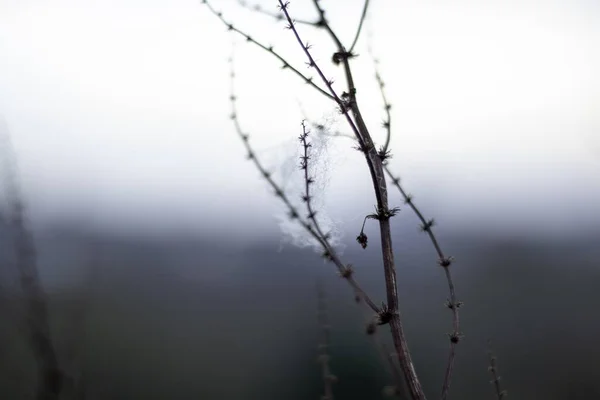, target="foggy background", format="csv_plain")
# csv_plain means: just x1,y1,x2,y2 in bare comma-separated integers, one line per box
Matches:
1,0,599,399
